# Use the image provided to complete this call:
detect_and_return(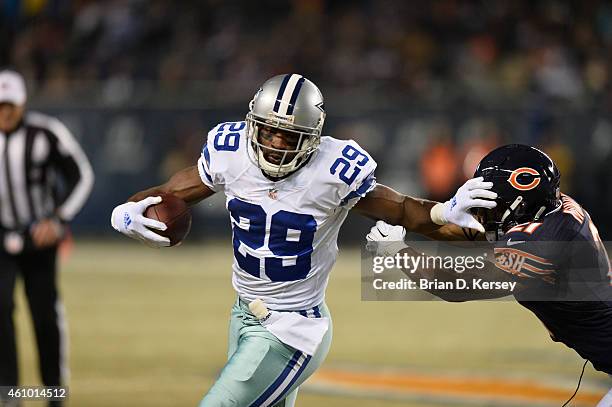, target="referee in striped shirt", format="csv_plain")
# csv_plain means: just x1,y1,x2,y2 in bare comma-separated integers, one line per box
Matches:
0,70,94,407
